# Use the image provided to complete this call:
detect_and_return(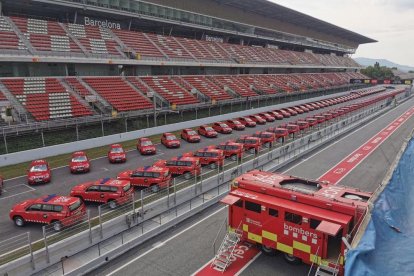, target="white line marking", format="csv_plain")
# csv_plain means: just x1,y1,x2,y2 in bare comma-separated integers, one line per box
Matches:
234,251,263,276
143,153,164,160
0,184,36,200
282,103,412,174
107,206,226,276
